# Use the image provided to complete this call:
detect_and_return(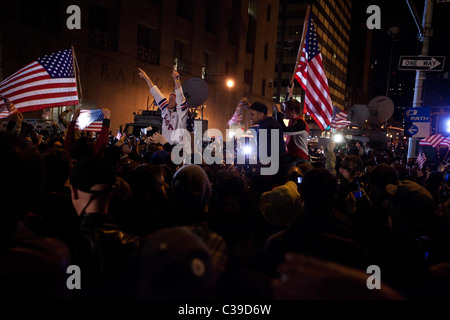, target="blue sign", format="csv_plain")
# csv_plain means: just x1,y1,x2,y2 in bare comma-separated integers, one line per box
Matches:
404,107,431,122
406,125,418,136
404,107,431,137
